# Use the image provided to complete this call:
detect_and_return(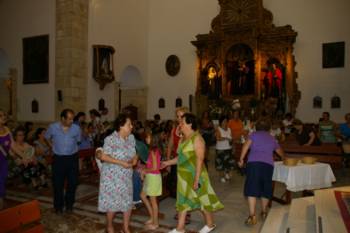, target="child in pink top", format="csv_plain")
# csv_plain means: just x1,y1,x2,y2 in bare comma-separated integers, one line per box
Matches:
140,132,162,230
